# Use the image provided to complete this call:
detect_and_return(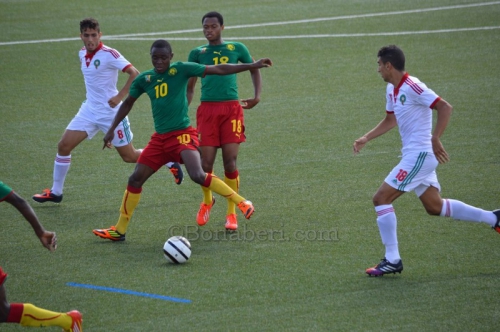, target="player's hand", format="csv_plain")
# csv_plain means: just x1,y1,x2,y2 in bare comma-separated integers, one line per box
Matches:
353,136,368,154
254,58,273,68
103,131,115,150
432,137,450,164
39,231,57,252
241,97,260,109
108,95,121,108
